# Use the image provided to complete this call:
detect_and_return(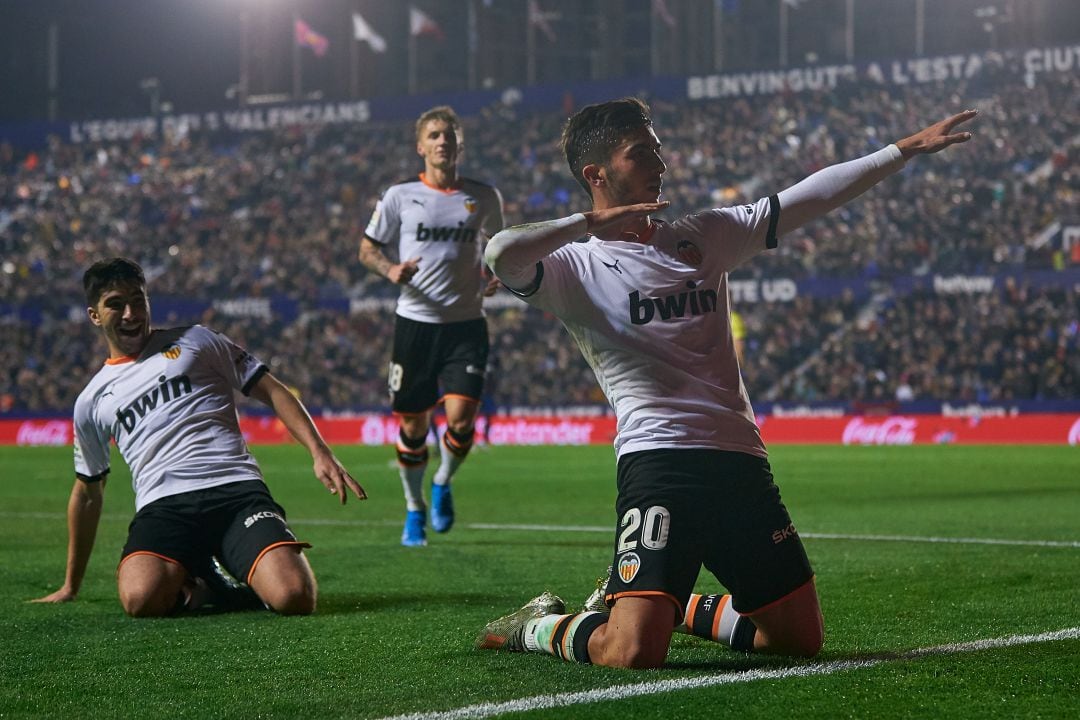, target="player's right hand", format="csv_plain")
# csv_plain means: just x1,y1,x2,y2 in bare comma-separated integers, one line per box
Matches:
388,257,421,284
583,202,670,235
